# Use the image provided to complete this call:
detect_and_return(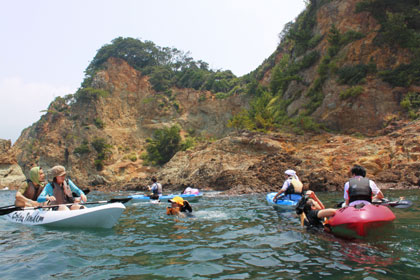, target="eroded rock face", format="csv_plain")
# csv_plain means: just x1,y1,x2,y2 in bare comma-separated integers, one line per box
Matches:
13,58,248,187
266,0,416,136
155,120,420,194
0,139,26,190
